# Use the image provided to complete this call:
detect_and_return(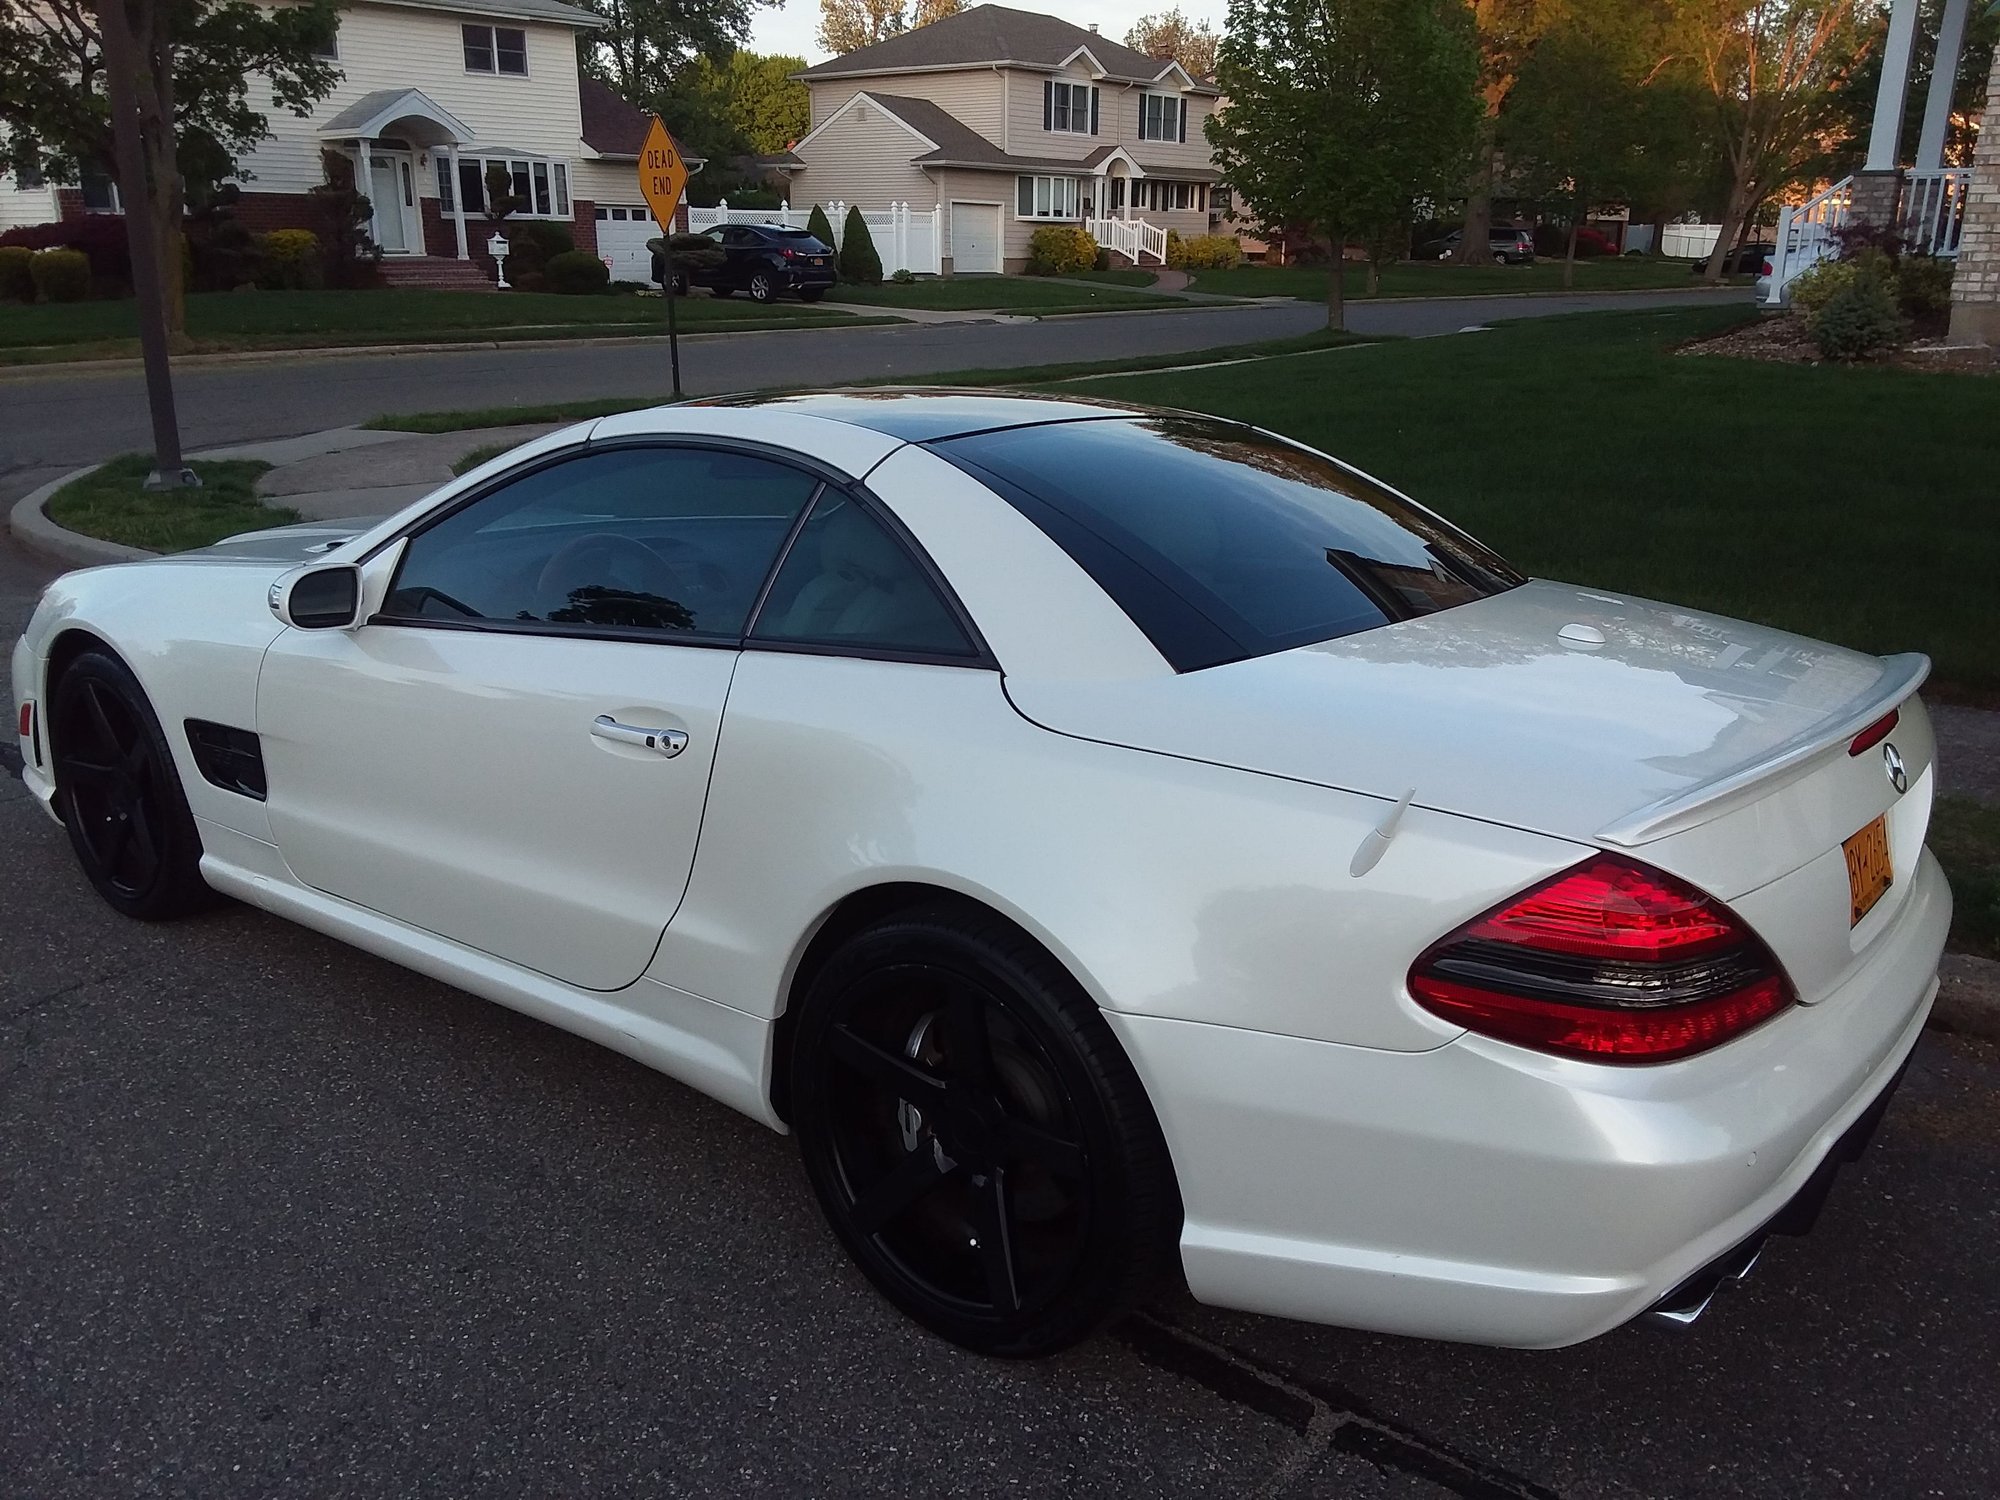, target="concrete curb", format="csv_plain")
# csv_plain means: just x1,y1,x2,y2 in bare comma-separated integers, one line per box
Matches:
8,465,154,569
